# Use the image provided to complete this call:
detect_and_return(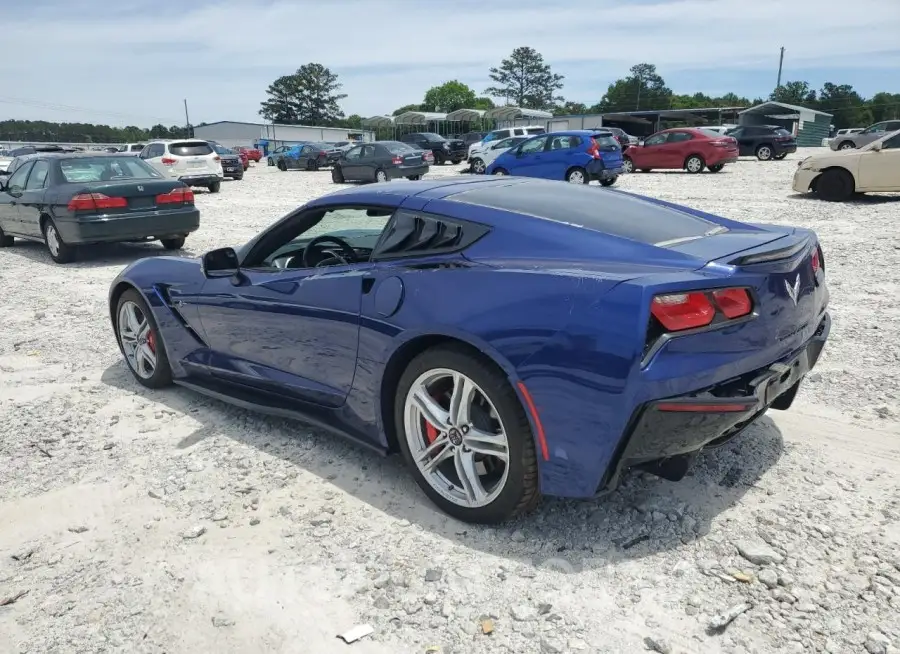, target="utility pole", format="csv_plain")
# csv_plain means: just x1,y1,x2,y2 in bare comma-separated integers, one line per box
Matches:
183,99,191,138
776,47,785,90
